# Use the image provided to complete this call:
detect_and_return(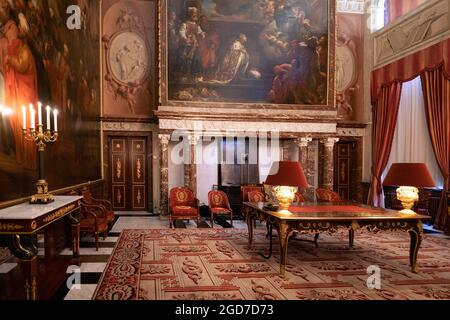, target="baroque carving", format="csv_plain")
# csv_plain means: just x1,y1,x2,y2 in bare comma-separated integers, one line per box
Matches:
43,204,76,223
103,7,151,112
